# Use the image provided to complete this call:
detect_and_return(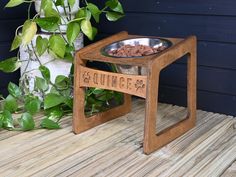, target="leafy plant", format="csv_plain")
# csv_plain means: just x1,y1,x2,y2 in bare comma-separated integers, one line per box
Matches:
0,0,124,131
